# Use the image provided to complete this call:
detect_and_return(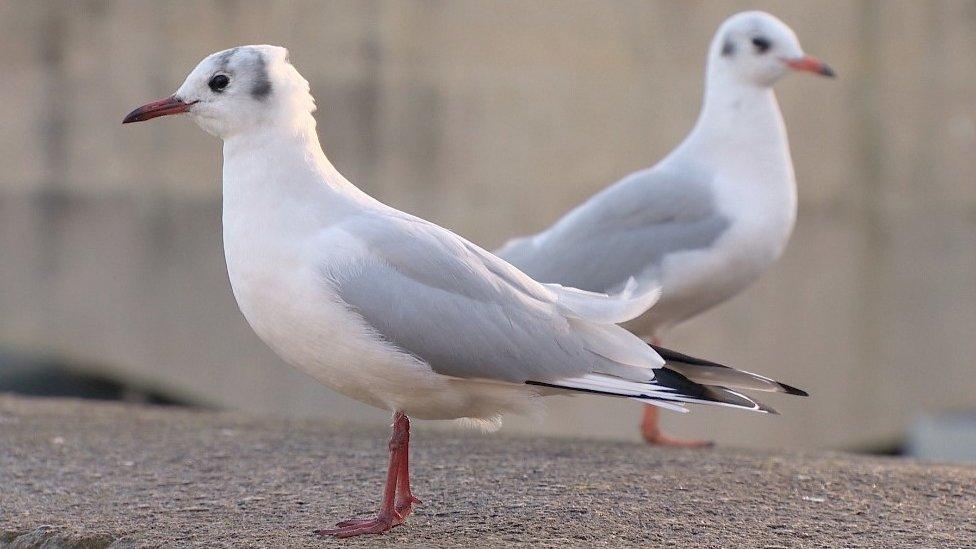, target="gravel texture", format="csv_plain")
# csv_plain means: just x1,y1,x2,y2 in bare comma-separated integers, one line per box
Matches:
1,395,974,548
